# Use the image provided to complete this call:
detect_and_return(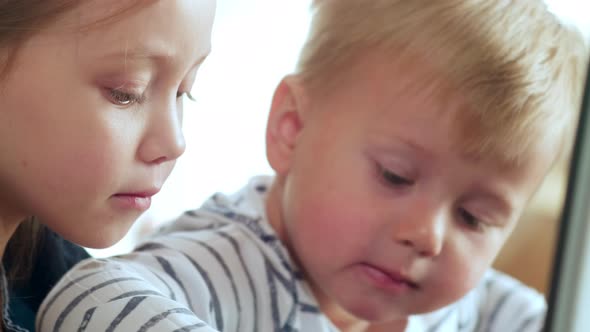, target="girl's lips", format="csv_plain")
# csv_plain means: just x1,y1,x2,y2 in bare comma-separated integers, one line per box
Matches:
112,193,153,210
358,263,419,293
116,188,160,197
